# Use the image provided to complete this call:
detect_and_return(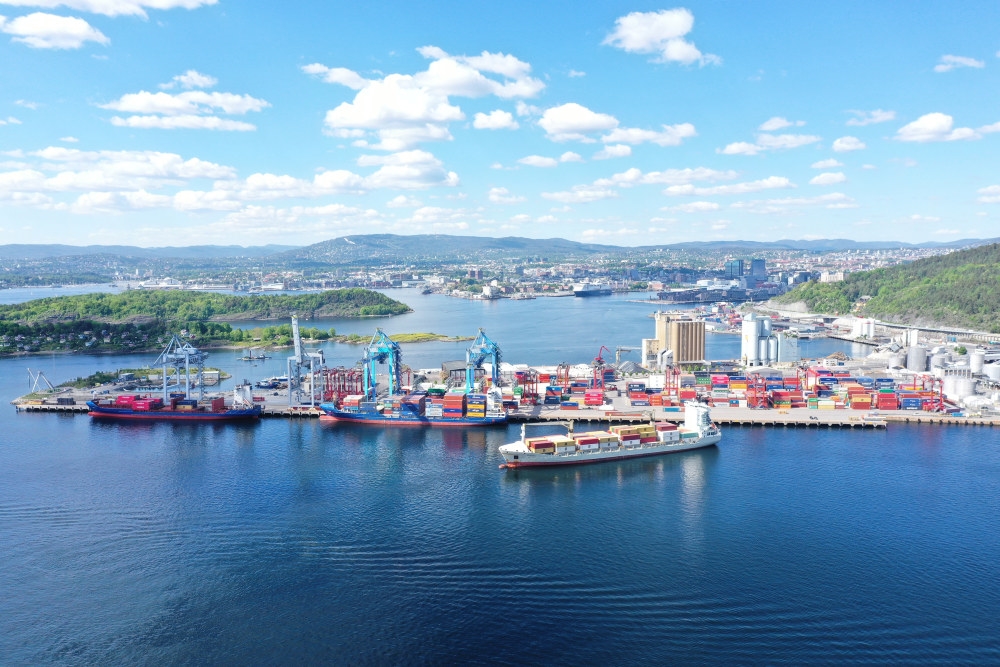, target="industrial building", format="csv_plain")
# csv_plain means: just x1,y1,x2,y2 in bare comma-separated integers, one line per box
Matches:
642,312,706,369
741,313,799,366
